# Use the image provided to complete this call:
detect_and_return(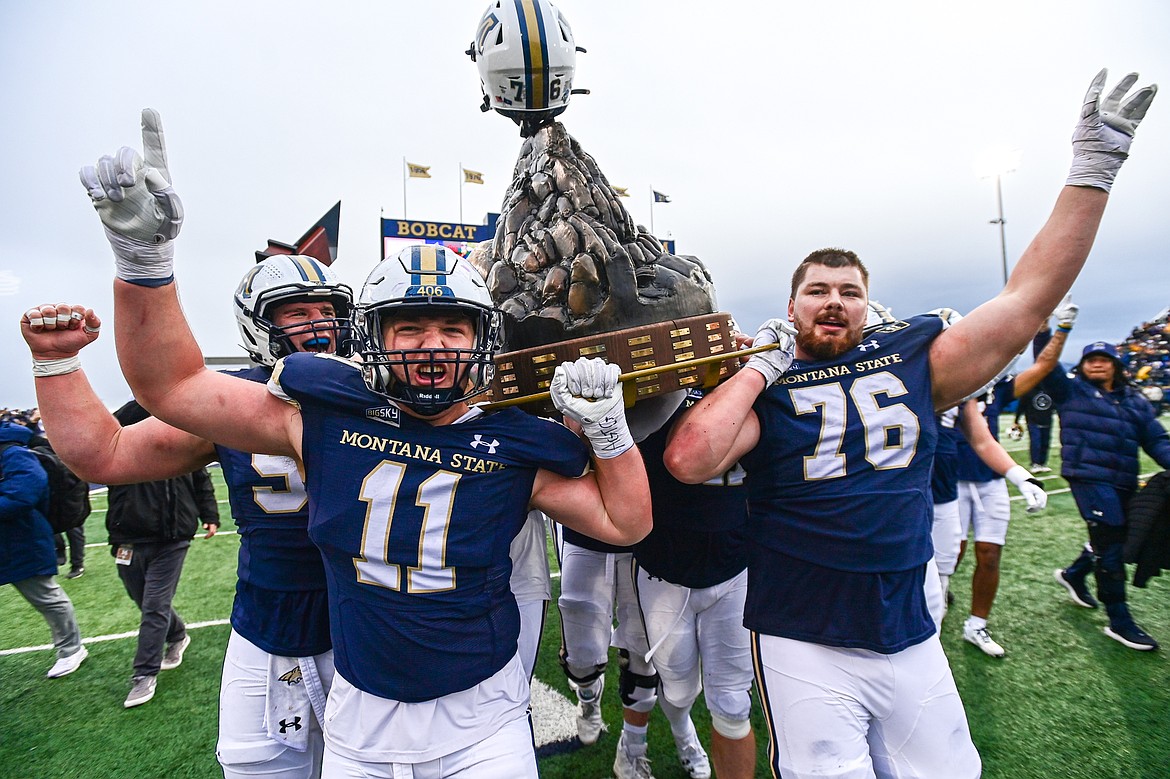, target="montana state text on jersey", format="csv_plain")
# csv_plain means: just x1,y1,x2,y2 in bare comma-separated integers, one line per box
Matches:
272,351,590,702
741,315,945,652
